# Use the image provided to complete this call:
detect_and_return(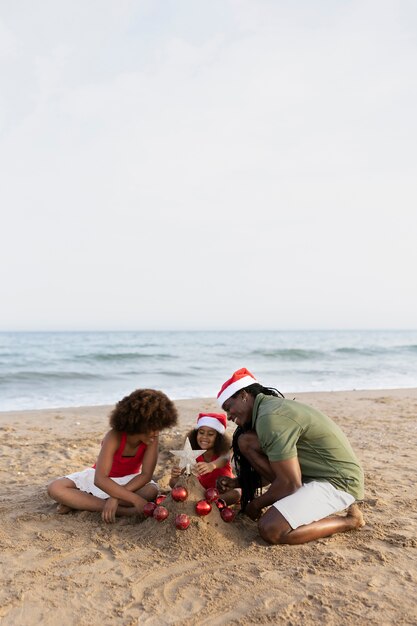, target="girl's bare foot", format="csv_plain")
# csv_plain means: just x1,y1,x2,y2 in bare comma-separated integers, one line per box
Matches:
347,503,365,529
56,503,73,515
